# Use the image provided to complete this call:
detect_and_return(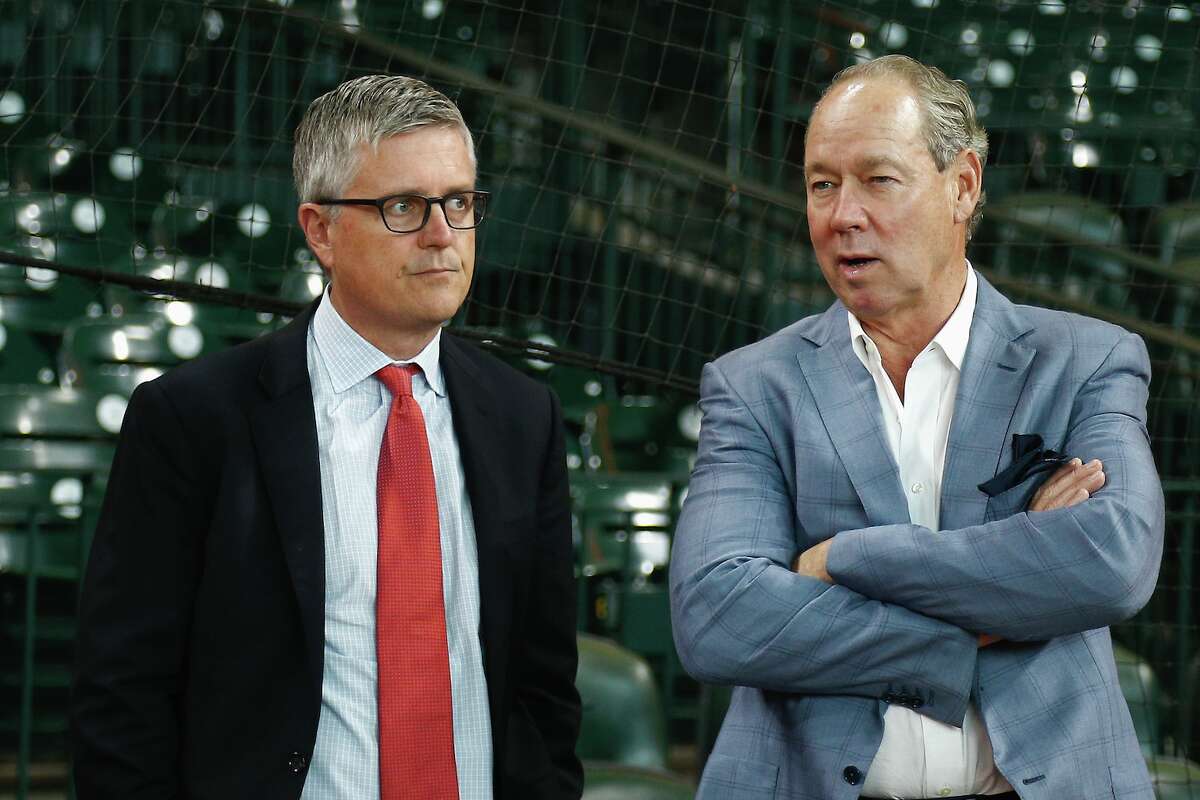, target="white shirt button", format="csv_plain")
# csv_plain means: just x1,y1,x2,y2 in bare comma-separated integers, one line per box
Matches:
911,481,925,494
